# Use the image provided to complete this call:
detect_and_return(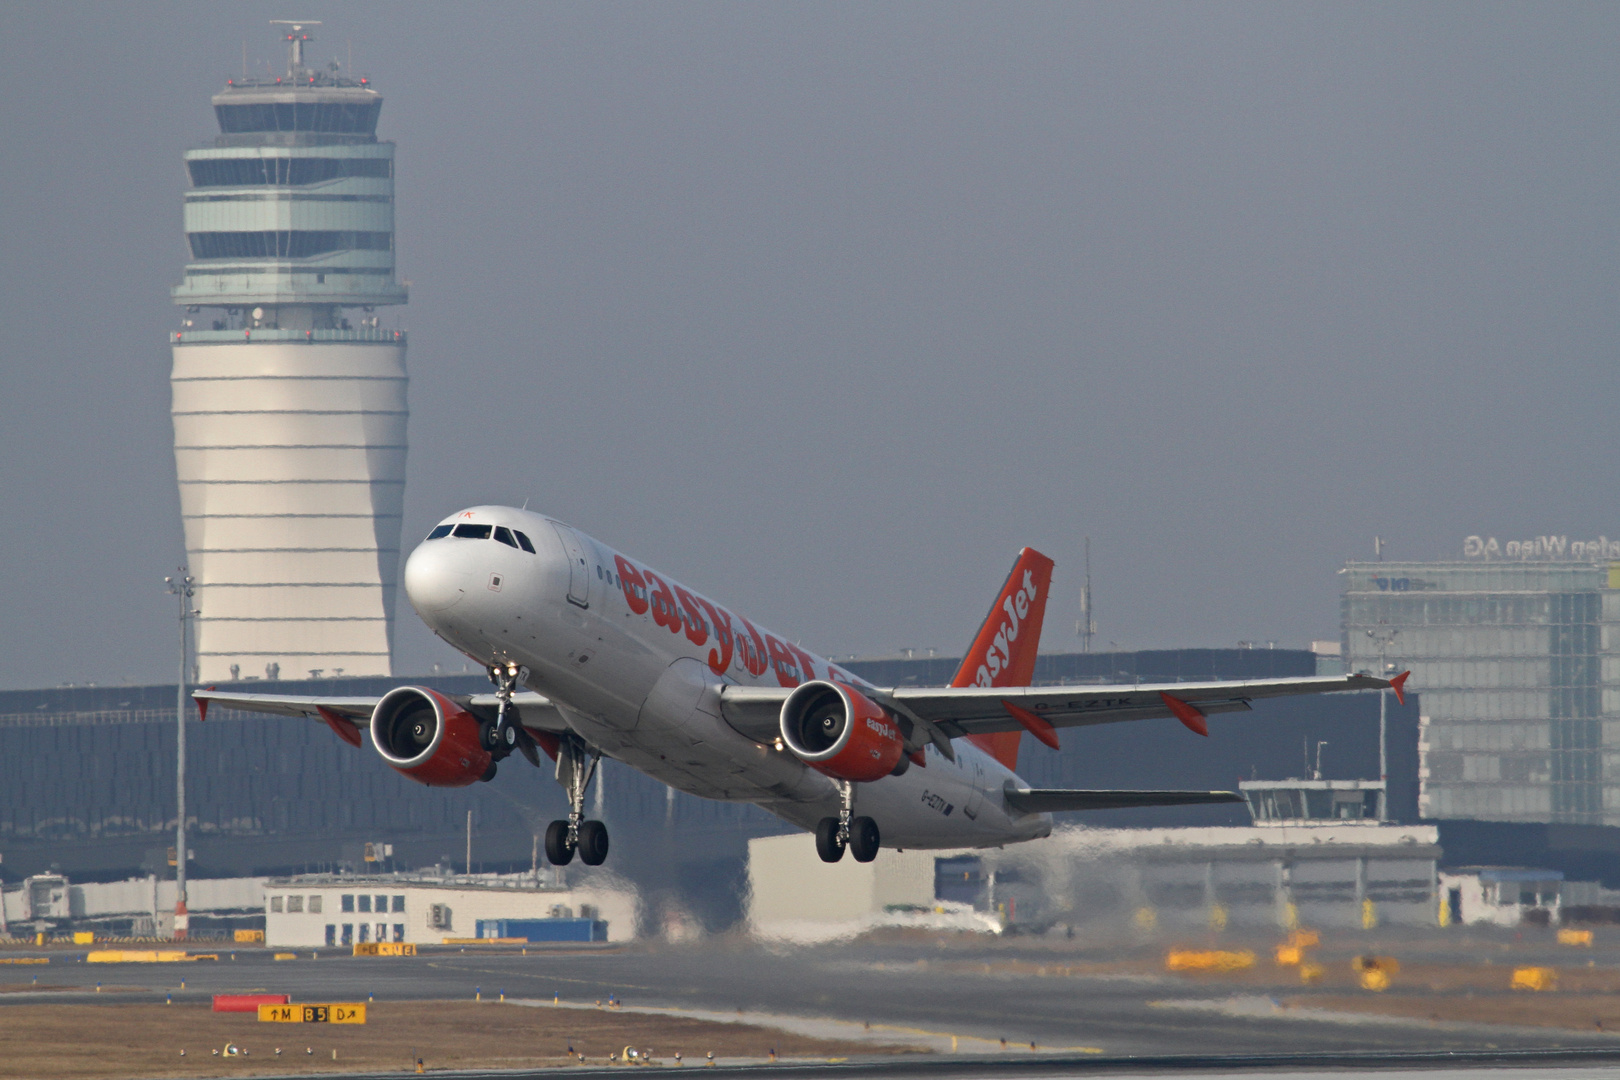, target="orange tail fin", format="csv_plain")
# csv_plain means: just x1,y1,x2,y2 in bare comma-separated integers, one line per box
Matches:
951,547,1056,770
